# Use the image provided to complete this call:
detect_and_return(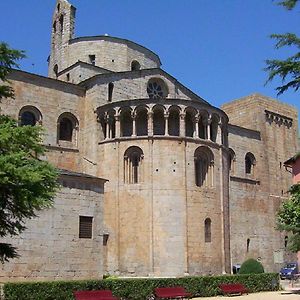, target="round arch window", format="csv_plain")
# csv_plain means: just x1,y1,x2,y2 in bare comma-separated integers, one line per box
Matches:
147,78,168,99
